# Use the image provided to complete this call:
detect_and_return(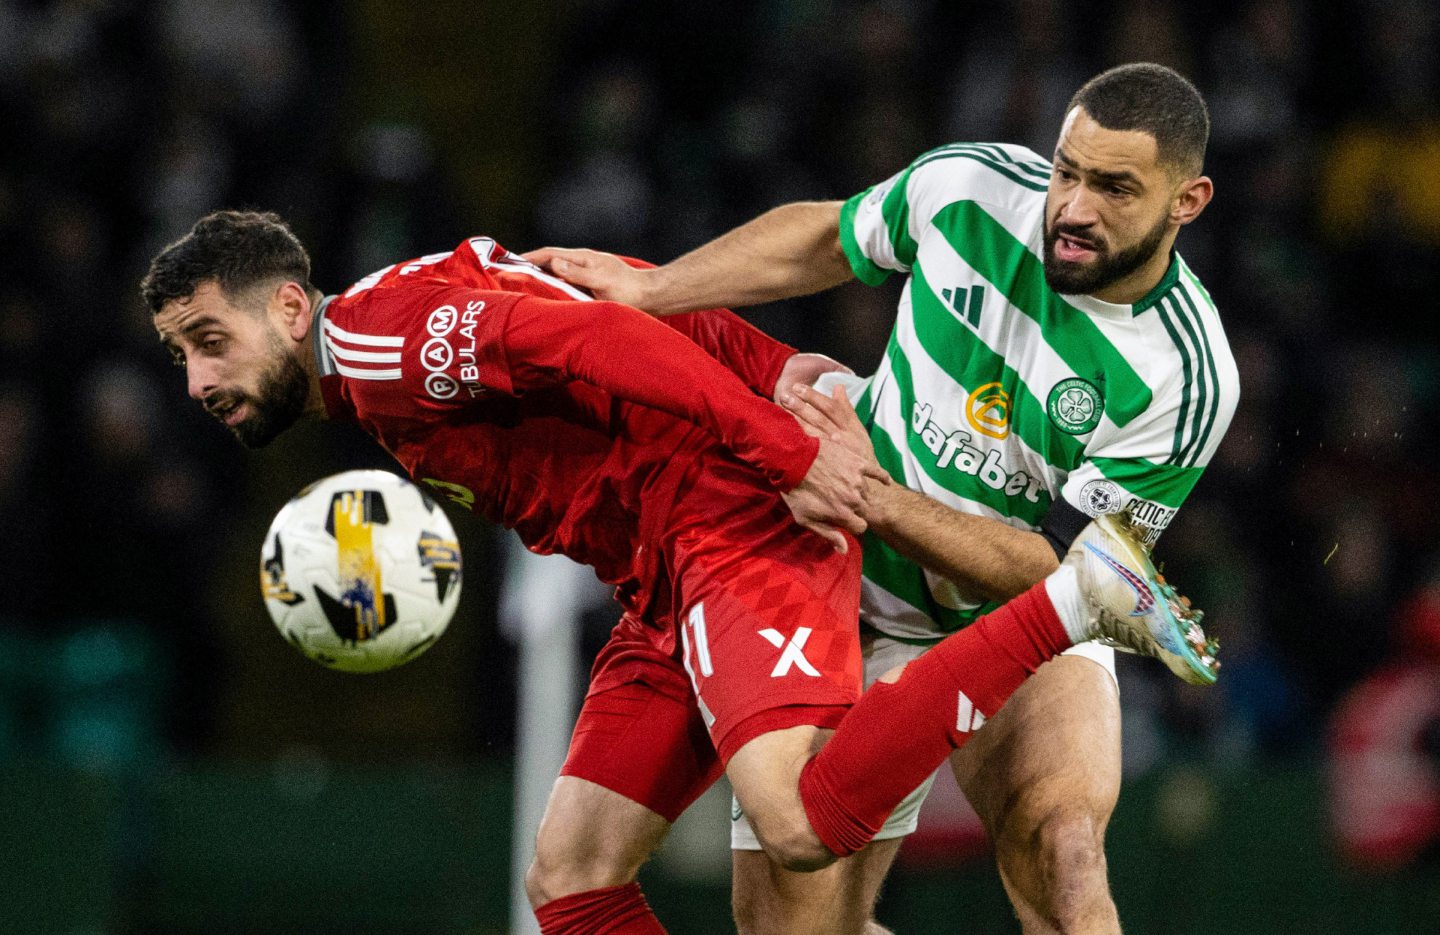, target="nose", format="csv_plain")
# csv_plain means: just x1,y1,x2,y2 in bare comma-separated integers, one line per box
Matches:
1056,187,1101,228
186,359,217,402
